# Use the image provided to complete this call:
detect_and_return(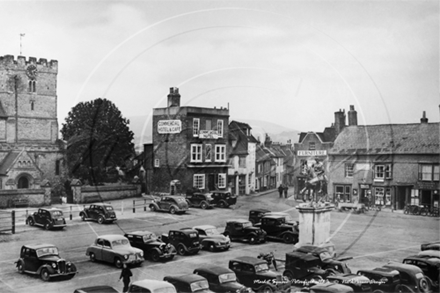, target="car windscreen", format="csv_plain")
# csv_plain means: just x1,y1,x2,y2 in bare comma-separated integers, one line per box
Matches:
255,263,269,273
51,211,63,218
36,247,59,257
219,273,236,284
205,228,220,236
175,198,186,202
143,234,157,242
190,280,209,292
105,206,114,211
188,233,197,238
242,222,252,228
112,239,130,246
